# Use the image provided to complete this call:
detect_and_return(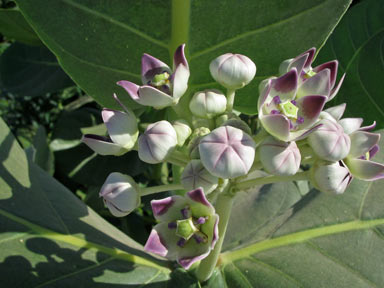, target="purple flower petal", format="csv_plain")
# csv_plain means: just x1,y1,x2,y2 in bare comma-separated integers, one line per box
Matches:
141,53,170,84
359,121,376,132
288,53,308,76
369,145,380,159
187,188,212,208
172,62,190,100
258,79,273,109
298,69,331,98
144,229,168,257
324,103,346,121
346,158,384,181
313,60,338,88
296,95,327,128
260,113,291,141
137,85,174,108
151,197,175,217
338,118,363,134
173,44,189,70
349,131,380,158
271,68,298,101
329,73,345,101
81,134,127,156
290,123,323,141
178,252,210,270
151,195,187,222
117,80,140,101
